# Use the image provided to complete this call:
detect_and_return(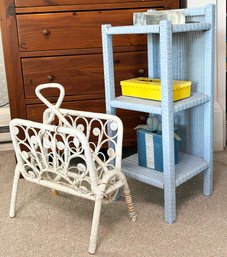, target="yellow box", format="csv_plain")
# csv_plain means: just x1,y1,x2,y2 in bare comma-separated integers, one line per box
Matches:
120,77,191,101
